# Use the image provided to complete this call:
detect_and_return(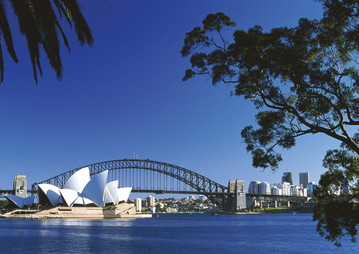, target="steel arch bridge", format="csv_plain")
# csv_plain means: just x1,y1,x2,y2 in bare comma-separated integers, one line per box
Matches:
33,159,229,208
